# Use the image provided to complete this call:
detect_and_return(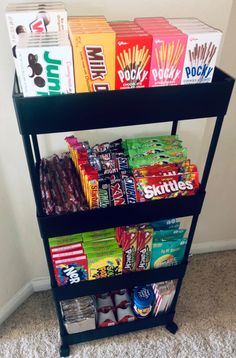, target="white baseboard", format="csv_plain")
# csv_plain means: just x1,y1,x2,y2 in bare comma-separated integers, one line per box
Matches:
31,276,50,292
0,277,50,326
191,239,236,254
0,240,235,326
0,281,33,326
